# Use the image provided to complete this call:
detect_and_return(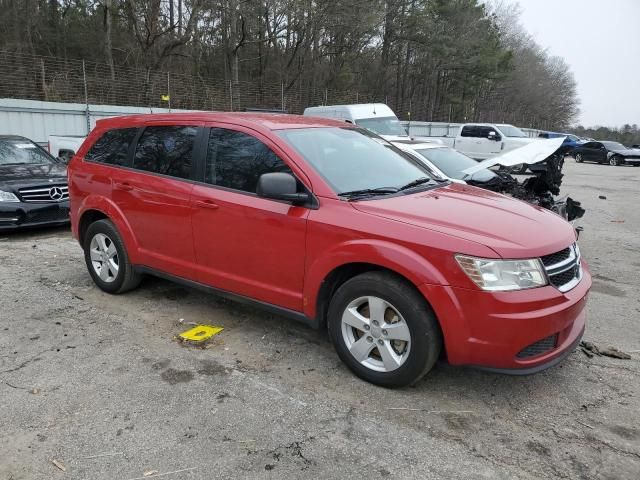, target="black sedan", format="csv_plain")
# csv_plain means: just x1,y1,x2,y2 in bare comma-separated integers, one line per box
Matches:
0,135,70,231
573,141,640,166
